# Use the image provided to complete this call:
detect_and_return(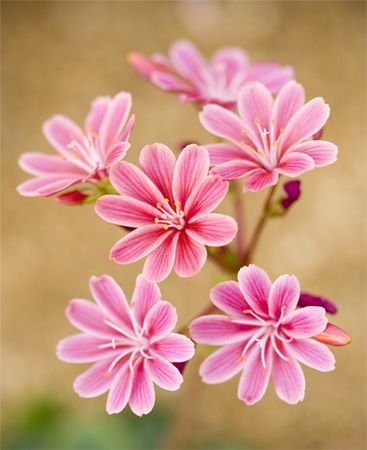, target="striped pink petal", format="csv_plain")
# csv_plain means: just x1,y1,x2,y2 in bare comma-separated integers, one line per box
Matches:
199,342,245,384
151,333,195,362
145,355,183,391
57,334,117,363
95,195,158,228
184,176,228,221
99,92,132,153
271,353,305,404
73,358,116,398
283,306,327,339
106,362,133,414
210,281,251,318
286,339,335,372
186,213,237,246
109,225,169,264
190,315,254,345
131,274,161,329
143,232,179,282
174,232,207,278
172,144,210,205
129,360,155,416
238,265,271,315
268,274,300,319
140,143,176,202
143,301,177,342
